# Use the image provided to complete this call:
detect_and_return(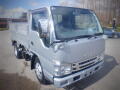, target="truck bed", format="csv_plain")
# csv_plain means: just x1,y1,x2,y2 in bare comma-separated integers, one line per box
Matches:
10,22,29,49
